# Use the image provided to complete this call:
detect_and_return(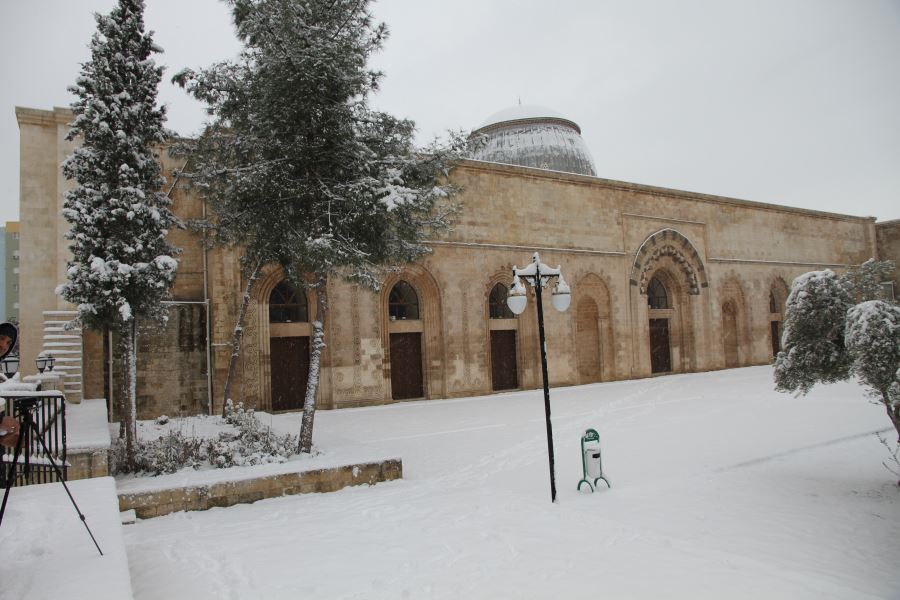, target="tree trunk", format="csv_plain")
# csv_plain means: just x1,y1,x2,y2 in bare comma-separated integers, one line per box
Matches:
115,326,126,440
299,275,328,454
121,319,138,468
884,393,900,443
221,260,263,417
